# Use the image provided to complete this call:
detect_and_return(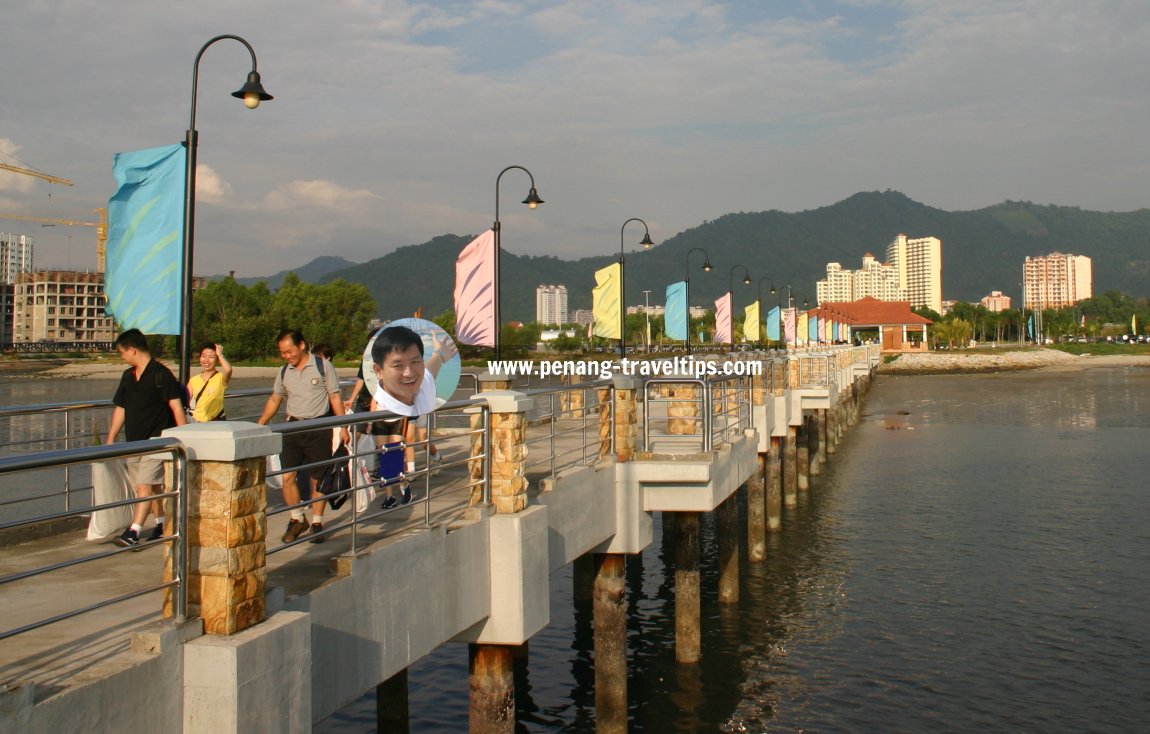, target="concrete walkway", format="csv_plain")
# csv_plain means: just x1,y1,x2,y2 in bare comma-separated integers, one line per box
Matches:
0,414,615,700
